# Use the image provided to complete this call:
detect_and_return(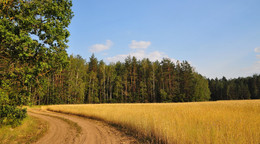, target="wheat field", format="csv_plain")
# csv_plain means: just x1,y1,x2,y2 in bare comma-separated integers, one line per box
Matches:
43,100,260,144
